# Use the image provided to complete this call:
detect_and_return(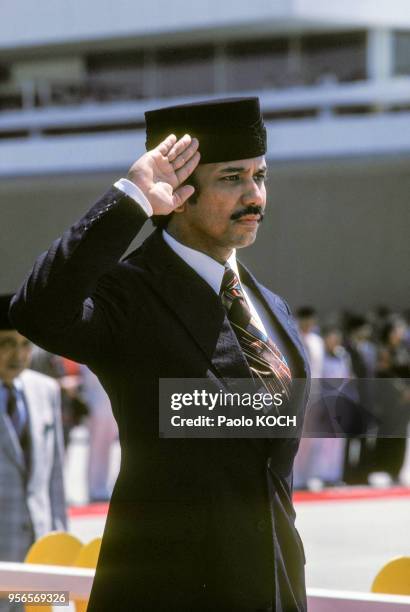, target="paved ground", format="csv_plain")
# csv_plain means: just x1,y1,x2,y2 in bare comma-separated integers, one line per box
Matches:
296,496,410,591
65,428,410,593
